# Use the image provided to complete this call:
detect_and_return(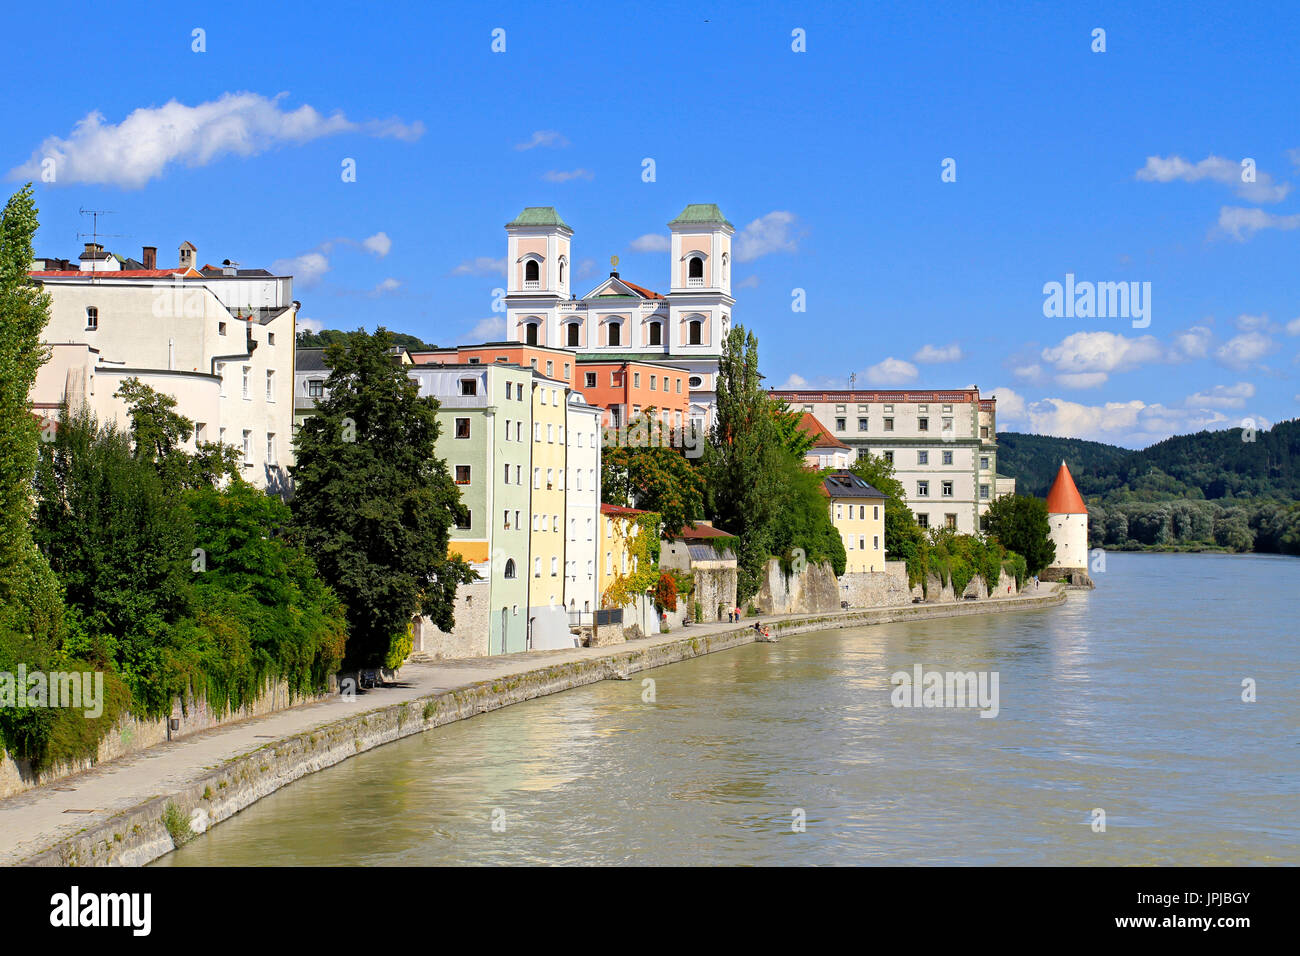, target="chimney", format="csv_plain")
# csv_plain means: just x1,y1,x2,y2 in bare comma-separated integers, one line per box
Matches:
222,258,237,277
142,246,157,270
